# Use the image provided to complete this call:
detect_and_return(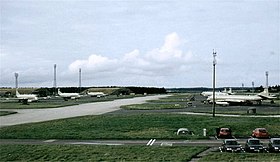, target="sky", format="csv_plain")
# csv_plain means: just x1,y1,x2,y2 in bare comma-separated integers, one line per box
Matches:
1,0,279,88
